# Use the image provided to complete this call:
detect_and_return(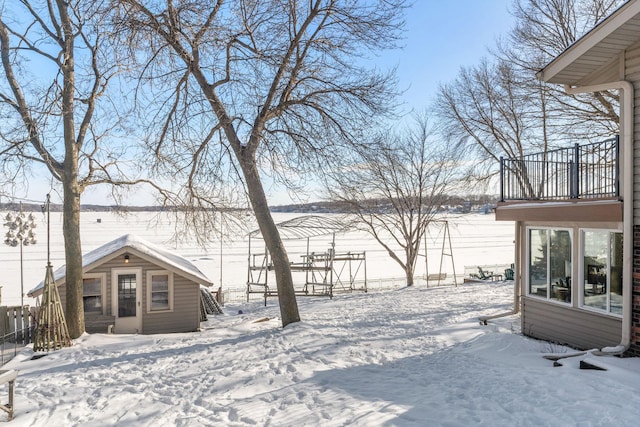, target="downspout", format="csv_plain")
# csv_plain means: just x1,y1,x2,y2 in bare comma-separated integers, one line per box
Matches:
564,81,634,353
480,220,521,325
